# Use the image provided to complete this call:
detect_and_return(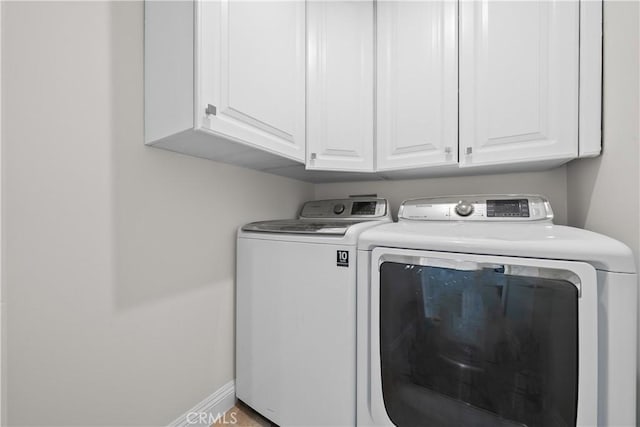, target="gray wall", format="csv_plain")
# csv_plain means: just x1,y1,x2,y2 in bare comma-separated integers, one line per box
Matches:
1,2,313,425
